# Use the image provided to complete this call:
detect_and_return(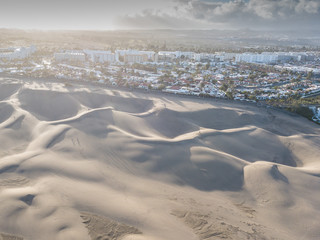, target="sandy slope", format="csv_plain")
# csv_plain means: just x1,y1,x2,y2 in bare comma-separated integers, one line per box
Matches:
0,77,320,240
